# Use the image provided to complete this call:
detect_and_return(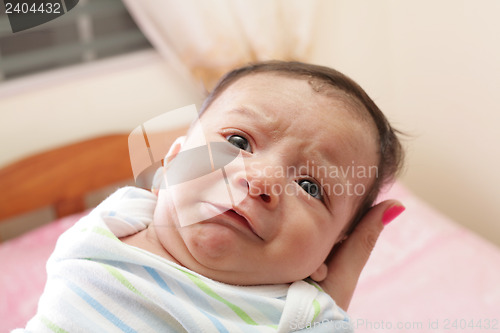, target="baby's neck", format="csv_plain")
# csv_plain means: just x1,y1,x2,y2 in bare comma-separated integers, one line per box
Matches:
120,225,181,265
